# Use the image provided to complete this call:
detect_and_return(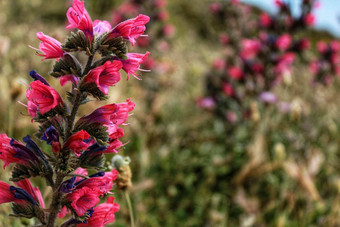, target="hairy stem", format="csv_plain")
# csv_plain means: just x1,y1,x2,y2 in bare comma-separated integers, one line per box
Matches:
46,54,94,227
